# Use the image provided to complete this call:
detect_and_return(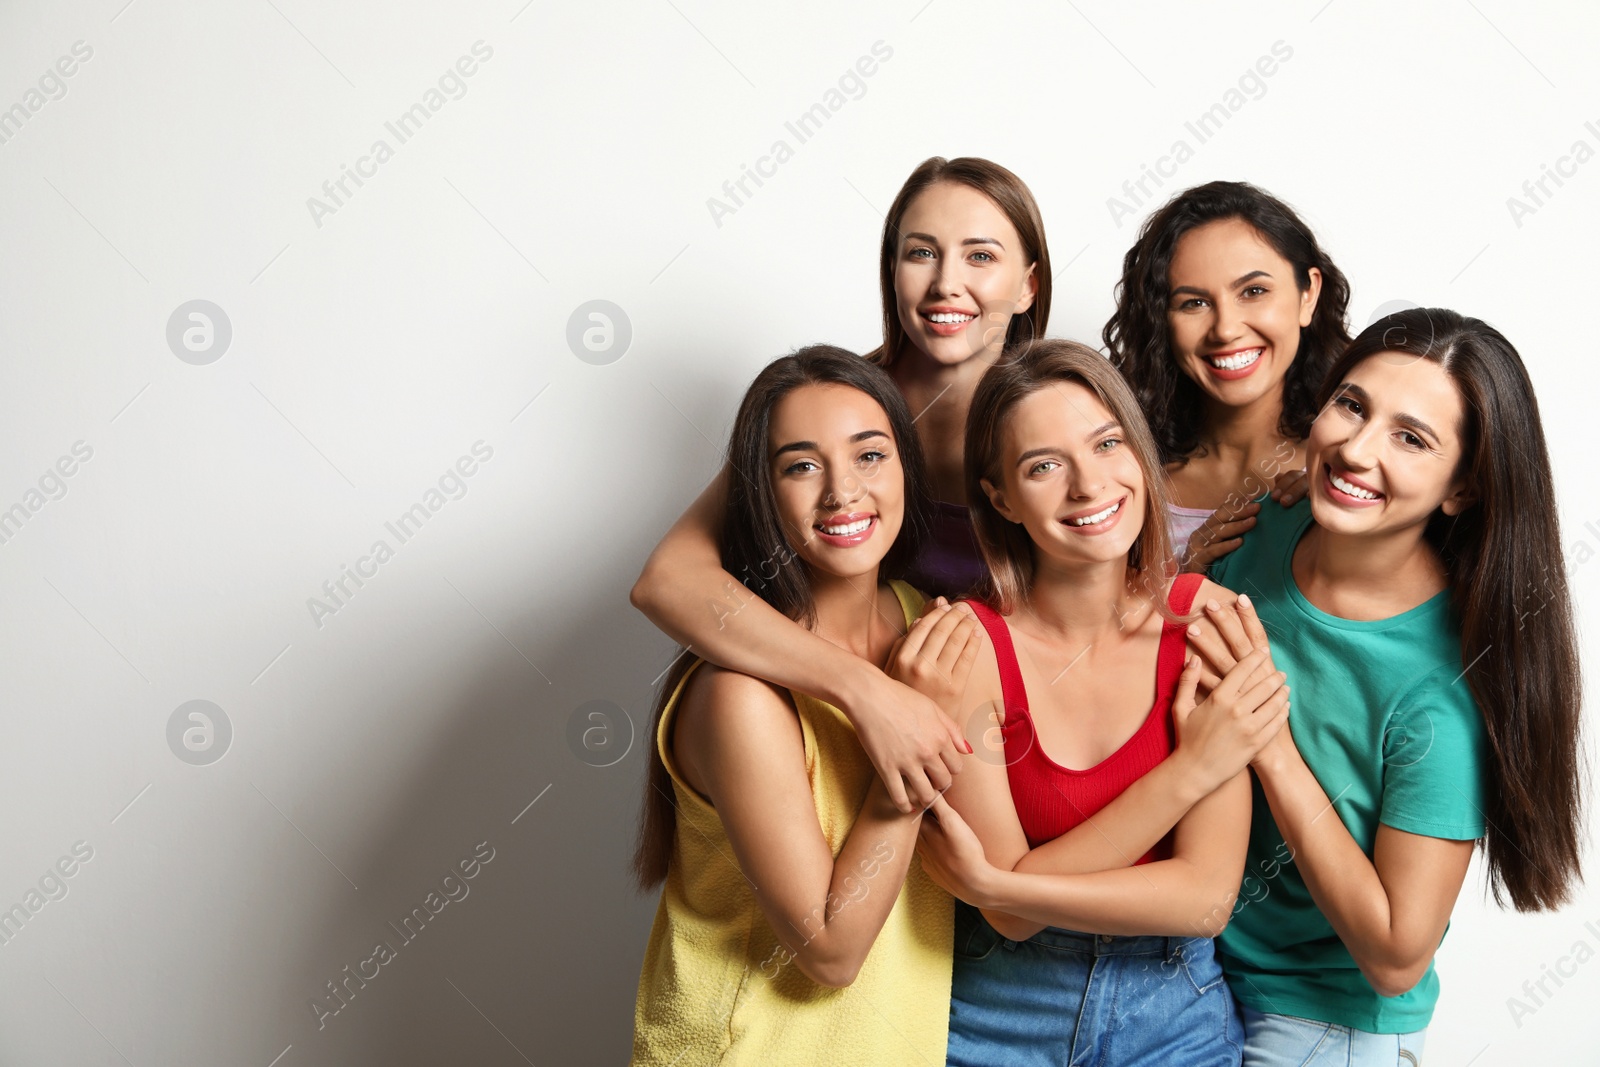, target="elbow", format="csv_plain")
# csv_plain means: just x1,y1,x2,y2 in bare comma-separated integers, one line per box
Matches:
1360,954,1432,999
795,951,862,989
982,909,1043,942
629,563,661,618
